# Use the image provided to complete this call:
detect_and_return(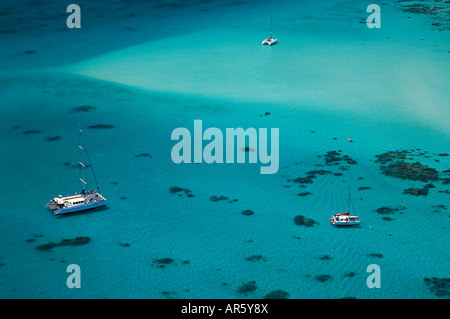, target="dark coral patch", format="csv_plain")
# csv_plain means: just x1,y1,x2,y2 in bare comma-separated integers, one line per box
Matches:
315,274,332,282
403,187,429,196
210,195,228,202
381,161,439,182
24,130,41,135
375,206,406,215
58,236,91,247
135,153,152,158
245,254,267,262
36,242,58,251
70,105,96,113
46,136,61,141
152,258,175,268
170,187,193,197
241,209,254,216
294,215,316,226
424,277,450,298
237,281,257,295
88,124,115,129
35,237,90,251
264,290,290,299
